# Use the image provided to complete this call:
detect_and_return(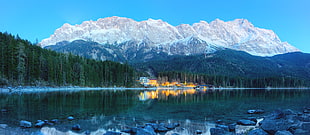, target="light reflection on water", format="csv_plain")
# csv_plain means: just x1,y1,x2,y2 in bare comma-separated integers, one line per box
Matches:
138,89,204,101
